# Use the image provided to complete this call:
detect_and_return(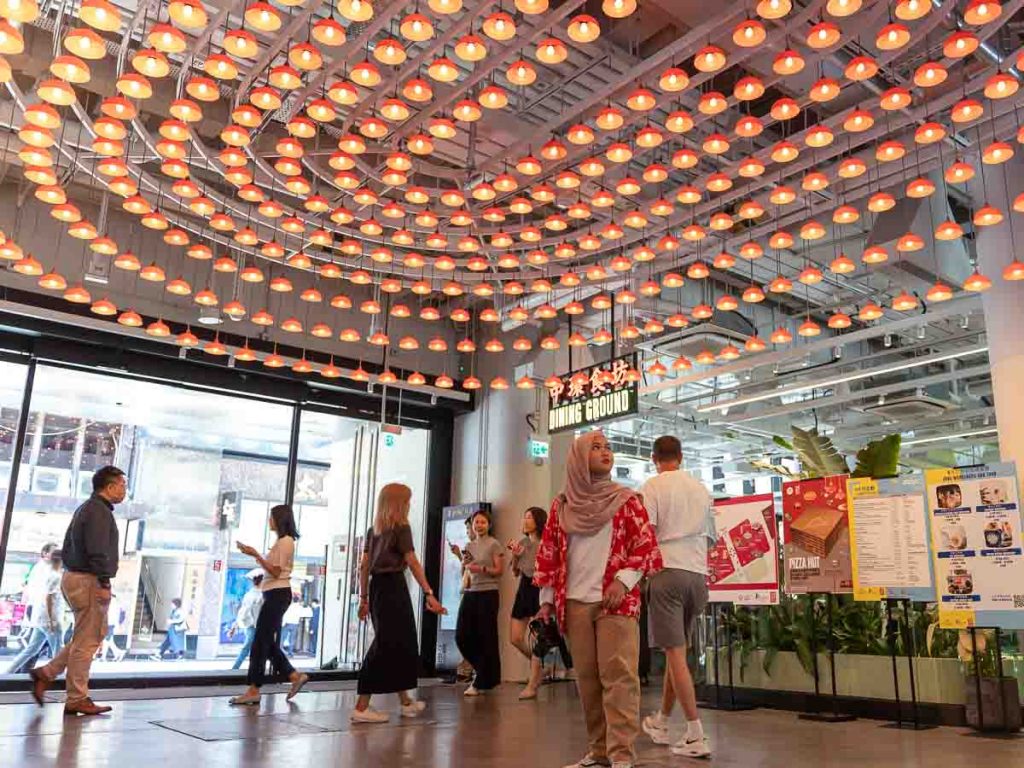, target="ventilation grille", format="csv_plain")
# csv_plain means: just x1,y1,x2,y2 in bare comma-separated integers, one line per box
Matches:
860,395,954,420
